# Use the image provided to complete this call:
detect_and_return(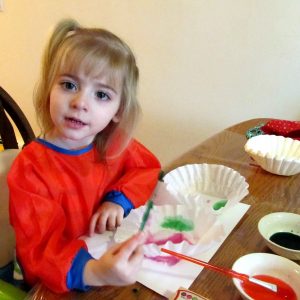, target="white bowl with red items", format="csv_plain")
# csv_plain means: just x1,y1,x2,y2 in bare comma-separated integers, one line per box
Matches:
232,253,300,300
